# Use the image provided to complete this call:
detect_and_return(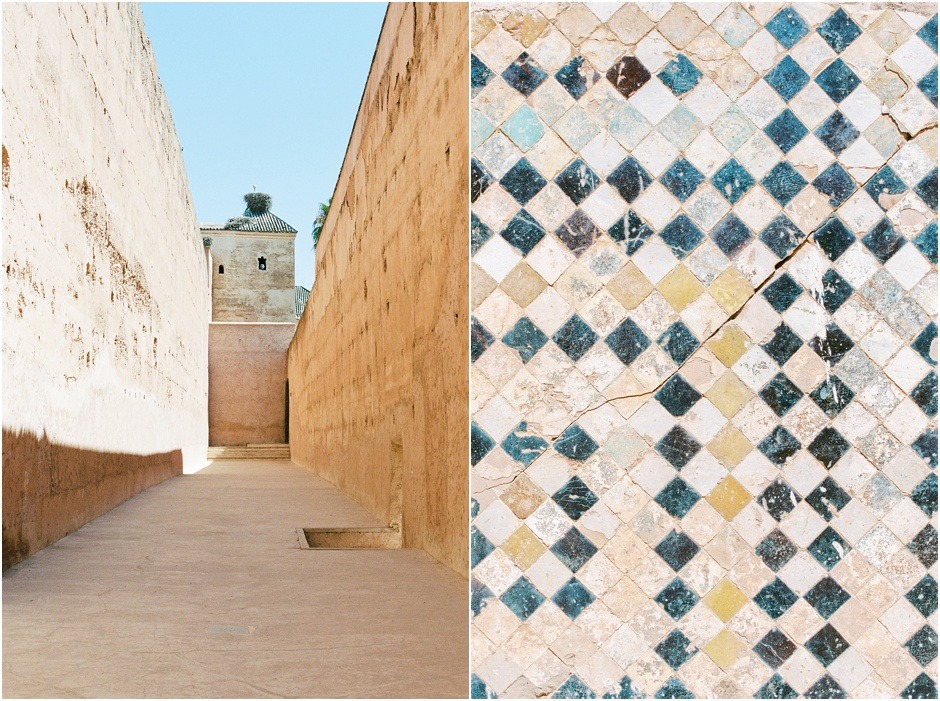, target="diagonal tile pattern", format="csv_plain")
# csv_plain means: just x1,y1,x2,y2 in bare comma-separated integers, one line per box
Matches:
471,3,937,698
